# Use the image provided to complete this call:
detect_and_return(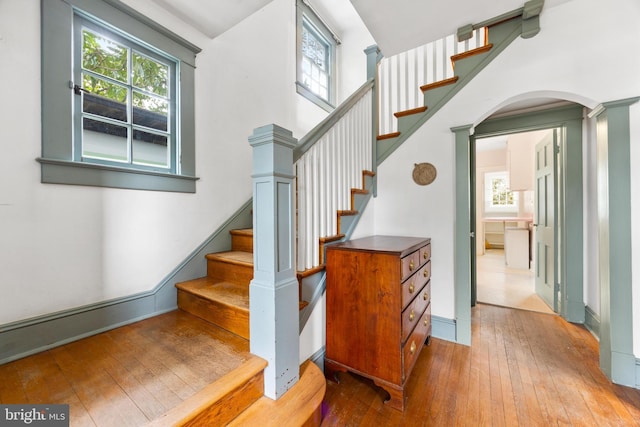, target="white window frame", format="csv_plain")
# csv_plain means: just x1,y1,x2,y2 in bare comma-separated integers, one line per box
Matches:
39,0,201,193
296,0,338,112
484,171,519,213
